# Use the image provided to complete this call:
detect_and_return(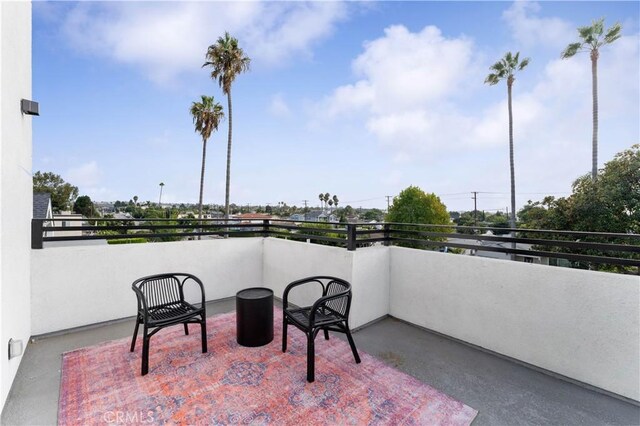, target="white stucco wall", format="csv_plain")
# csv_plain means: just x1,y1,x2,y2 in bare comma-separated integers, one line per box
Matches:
28,237,639,401
389,246,640,401
0,1,32,410
31,239,263,335
350,245,390,328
